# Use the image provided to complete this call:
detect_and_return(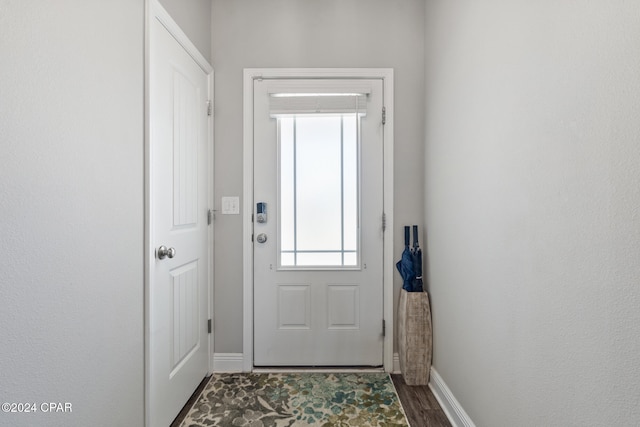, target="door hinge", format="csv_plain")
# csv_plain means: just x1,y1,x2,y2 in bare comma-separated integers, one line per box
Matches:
382,212,387,232
207,100,212,116
207,209,214,225
382,106,386,125
382,319,386,337
208,319,212,334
